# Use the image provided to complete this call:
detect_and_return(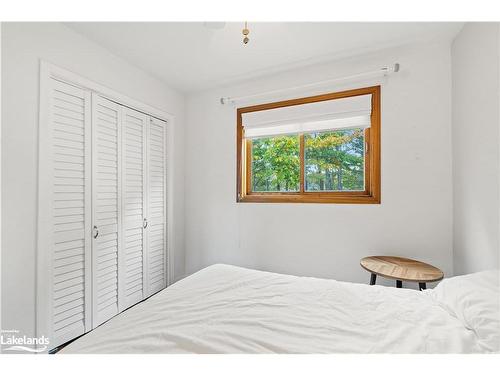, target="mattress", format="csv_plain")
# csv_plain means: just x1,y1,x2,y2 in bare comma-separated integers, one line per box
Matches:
61,264,496,353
